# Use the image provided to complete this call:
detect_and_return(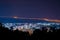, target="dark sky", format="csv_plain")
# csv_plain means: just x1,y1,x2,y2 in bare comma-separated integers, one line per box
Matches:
0,0,60,19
